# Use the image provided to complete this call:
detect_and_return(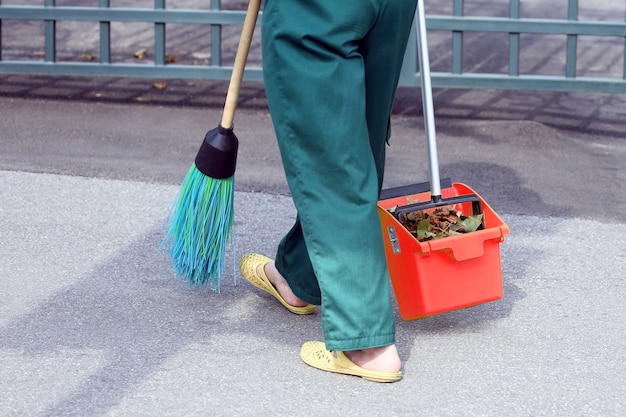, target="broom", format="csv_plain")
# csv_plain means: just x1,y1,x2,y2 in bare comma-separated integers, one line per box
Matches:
161,0,261,291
